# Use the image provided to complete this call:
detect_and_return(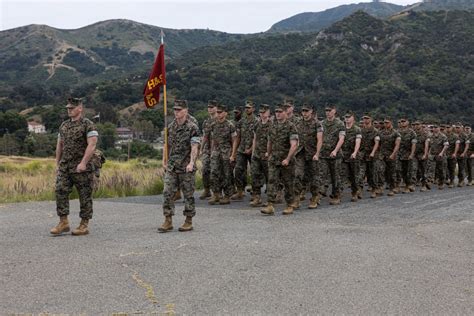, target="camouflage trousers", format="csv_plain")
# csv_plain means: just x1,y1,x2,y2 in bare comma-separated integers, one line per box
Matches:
341,159,361,193
294,153,319,197
434,156,447,185
267,161,295,205
234,152,251,191
201,152,211,191
399,159,415,186
380,158,397,190
457,157,466,183
56,171,94,219
162,170,196,217
467,157,473,182
414,158,428,185
447,158,457,183
320,158,343,196
250,156,268,195
210,153,234,197
426,157,435,183
360,159,378,189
